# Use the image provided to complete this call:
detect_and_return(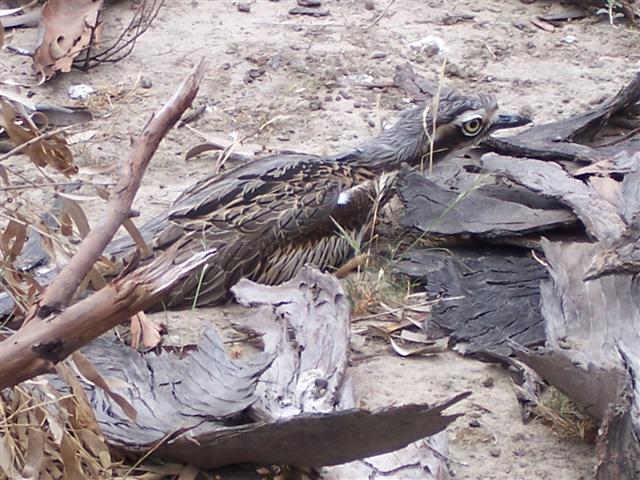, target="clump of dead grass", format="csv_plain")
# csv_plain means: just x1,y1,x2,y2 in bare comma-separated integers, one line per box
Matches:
343,259,411,317
79,79,151,116
534,386,597,444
